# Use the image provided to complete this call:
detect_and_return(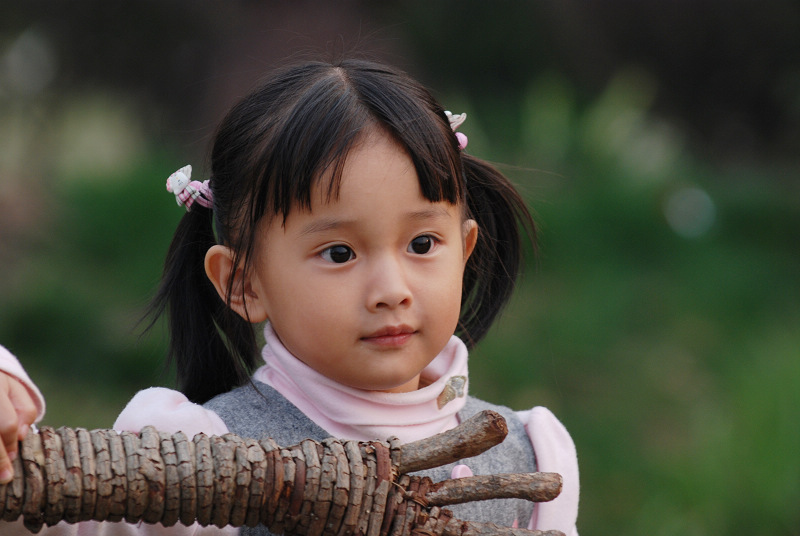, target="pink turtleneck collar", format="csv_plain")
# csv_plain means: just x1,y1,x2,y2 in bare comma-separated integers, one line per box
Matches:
252,323,469,443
